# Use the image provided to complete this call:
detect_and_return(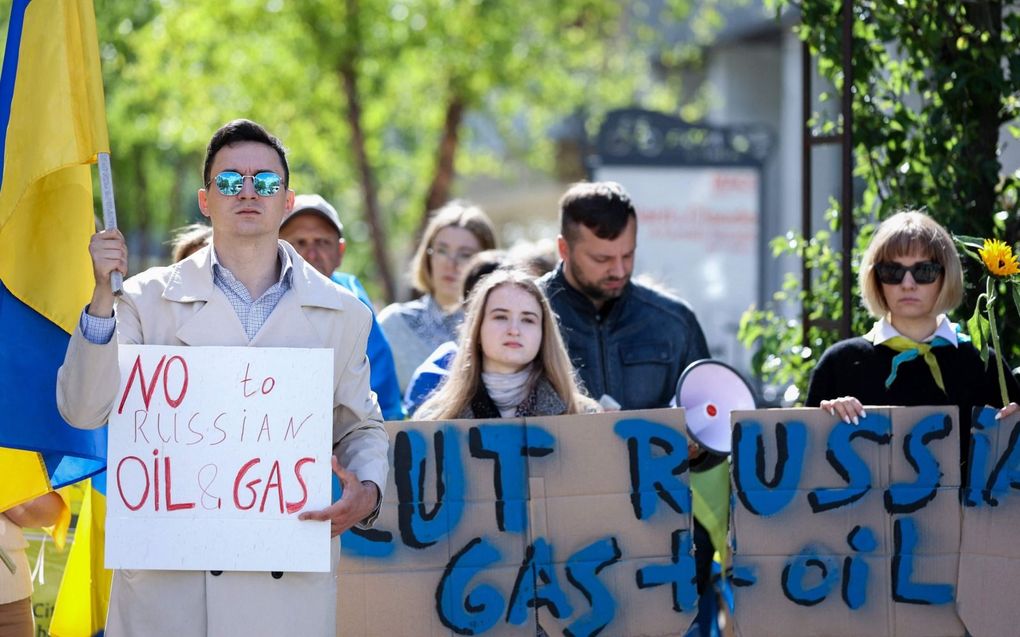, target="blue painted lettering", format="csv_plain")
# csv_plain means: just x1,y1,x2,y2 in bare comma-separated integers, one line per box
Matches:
469,425,554,533
842,526,877,610
884,414,950,513
891,517,953,605
614,419,692,519
733,420,807,516
395,427,466,548
781,547,838,606
506,538,573,625
635,529,699,613
808,415,891,513
563,537,622,637
436,537,505,635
